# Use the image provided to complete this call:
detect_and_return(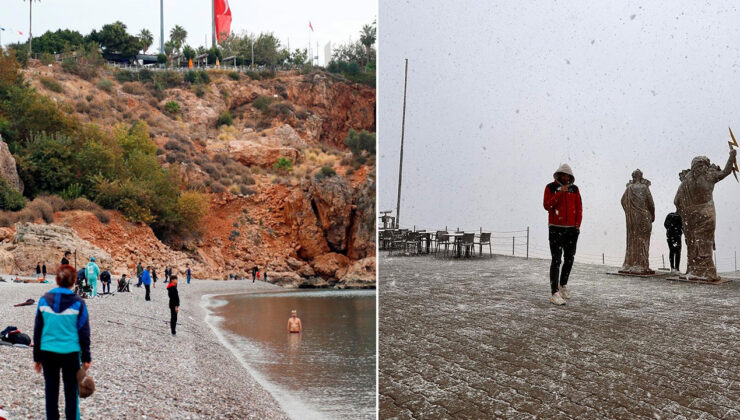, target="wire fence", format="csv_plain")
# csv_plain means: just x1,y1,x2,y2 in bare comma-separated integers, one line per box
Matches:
393,223,740,273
